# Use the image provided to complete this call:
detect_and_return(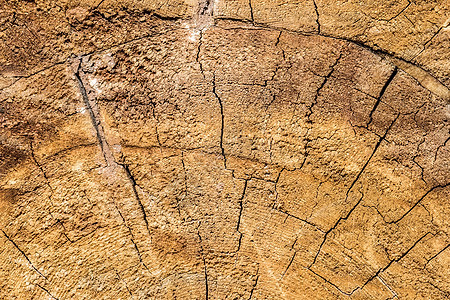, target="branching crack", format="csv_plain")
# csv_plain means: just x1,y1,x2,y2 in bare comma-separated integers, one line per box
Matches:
353,232,432,294
211,18,449,97
2,12,447,99
424,244,449,268
309,230,428,297
306,53,342,122
5,8,449,298
311,114,399,267
389,183,449,224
